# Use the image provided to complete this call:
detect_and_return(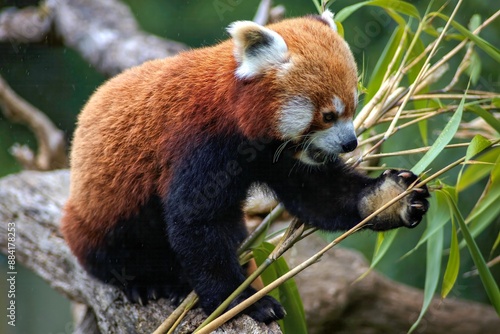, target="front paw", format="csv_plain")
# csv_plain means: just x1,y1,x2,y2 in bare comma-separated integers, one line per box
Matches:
382,169,430,228
228,288,286,324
